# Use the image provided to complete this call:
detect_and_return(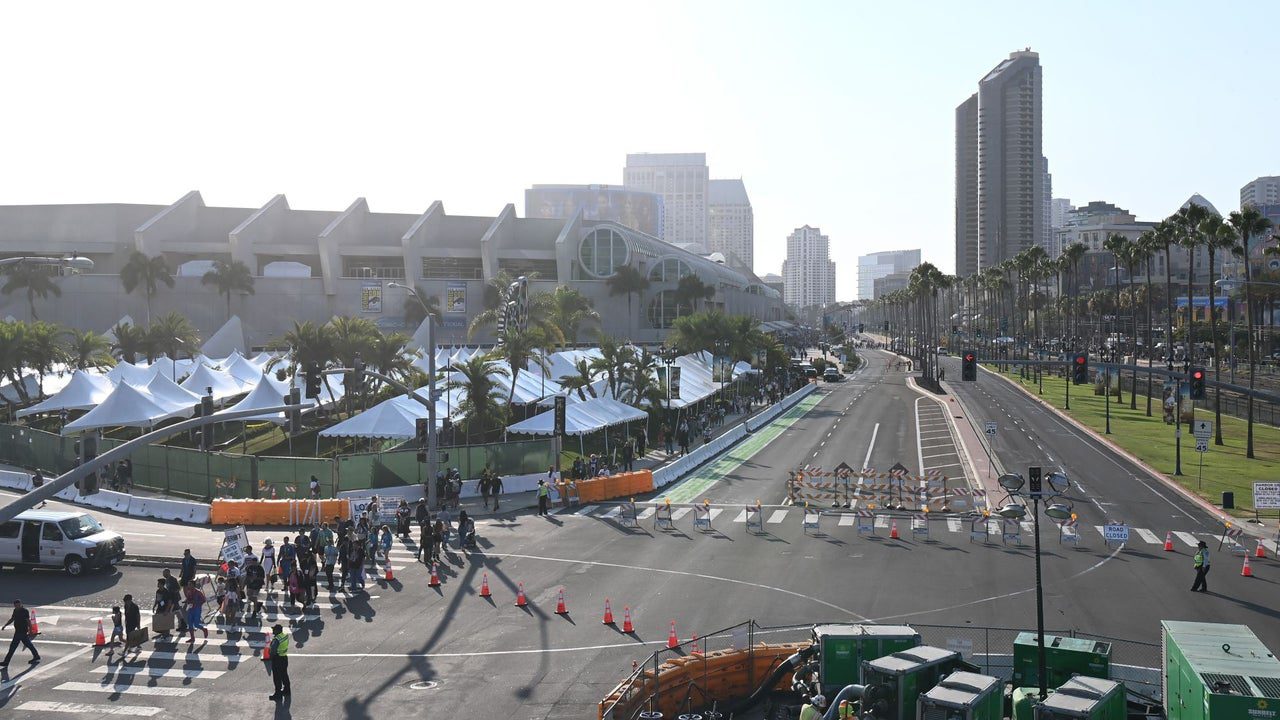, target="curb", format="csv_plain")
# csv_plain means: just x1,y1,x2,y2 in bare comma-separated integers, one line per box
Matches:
904,377,988,511
980,365,1269,540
